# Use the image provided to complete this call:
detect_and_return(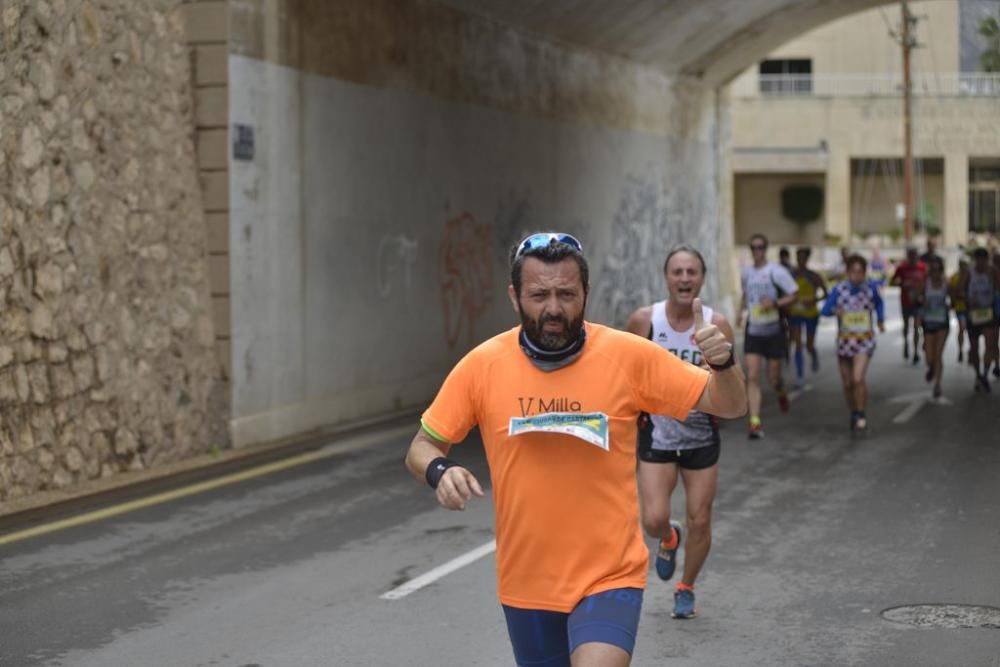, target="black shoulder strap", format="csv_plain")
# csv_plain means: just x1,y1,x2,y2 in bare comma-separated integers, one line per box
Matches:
770,266,785,297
